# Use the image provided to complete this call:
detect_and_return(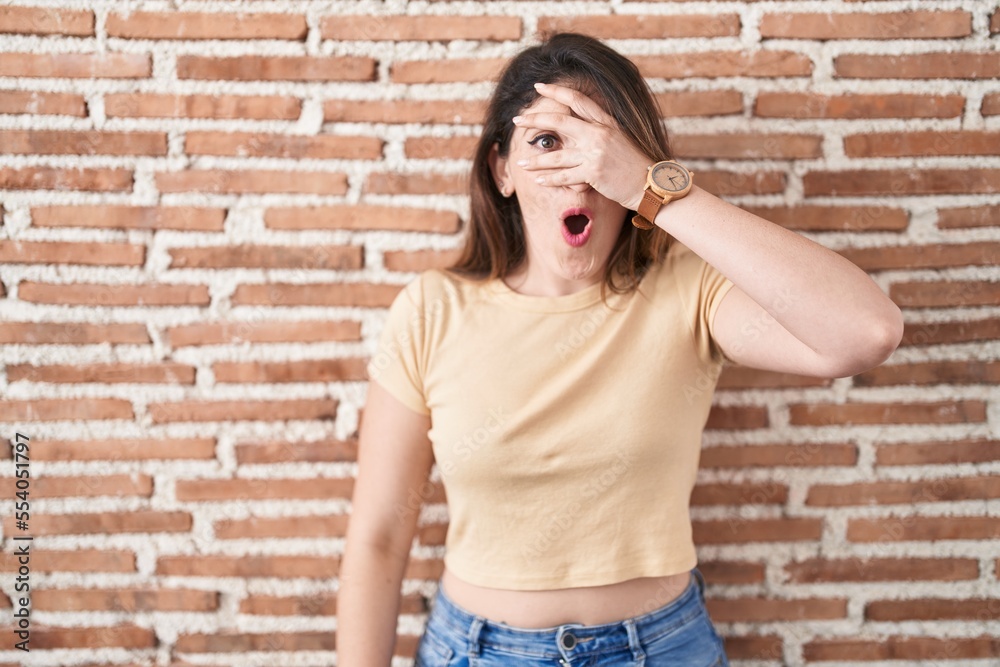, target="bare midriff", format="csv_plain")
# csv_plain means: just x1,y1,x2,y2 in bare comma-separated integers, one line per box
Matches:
440,566,692,628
